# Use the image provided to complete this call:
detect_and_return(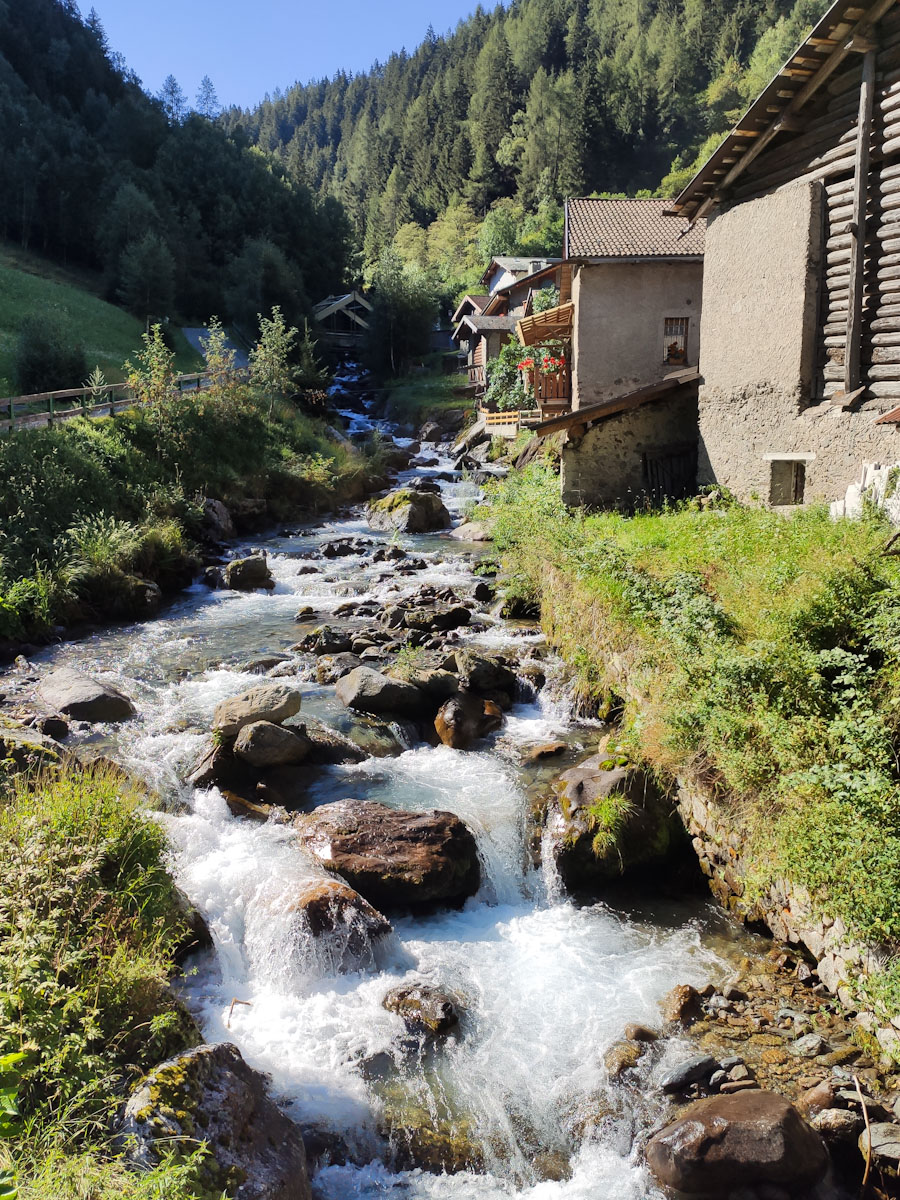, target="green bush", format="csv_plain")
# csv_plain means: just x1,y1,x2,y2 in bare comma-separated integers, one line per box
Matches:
14,312,87,396
485,466,900,961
